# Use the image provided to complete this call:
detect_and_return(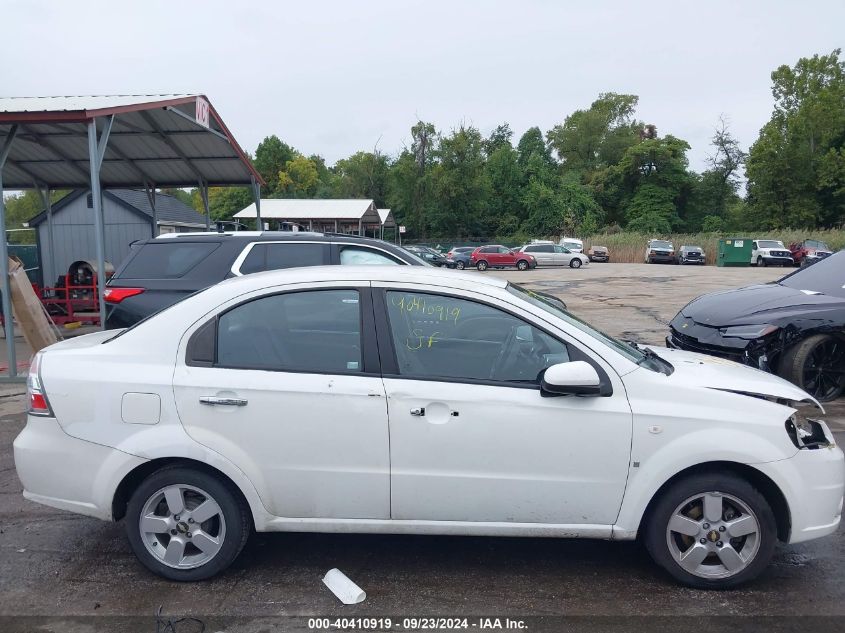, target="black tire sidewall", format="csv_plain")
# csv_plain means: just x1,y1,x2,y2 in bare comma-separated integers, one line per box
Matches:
456,261,465,269
517,260,528,270
644,472,777,589
570,259,581,268
778,334,845,401
477,261,488,271
126,466,250,581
